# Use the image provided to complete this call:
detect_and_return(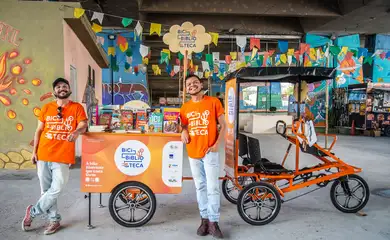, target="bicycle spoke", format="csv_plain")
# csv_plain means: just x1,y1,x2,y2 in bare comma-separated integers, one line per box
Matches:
115,205,129,211
243,203,256,211
262,203,276,211
129,208,135,222
136,205,151,212
351,193,363,203
343,196,351,208
256,207,261,220
351,184,362,194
